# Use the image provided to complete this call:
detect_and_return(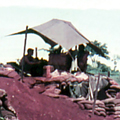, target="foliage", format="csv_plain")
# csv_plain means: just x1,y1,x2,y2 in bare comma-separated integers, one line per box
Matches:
85,40,110,59
87,61,111,74
87,63,120,85
96,61,111,72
